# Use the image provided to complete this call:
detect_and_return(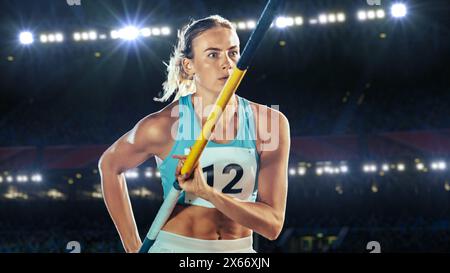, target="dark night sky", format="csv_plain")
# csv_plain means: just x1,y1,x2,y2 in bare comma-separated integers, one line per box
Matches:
0,0,449,145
